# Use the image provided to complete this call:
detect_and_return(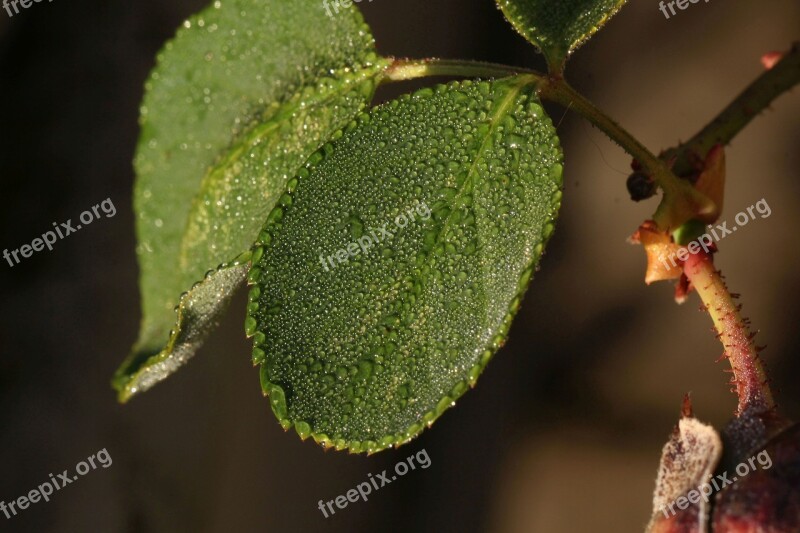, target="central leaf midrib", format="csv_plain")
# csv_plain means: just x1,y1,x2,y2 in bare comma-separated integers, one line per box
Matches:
408,76,534,359
434,76,532,247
